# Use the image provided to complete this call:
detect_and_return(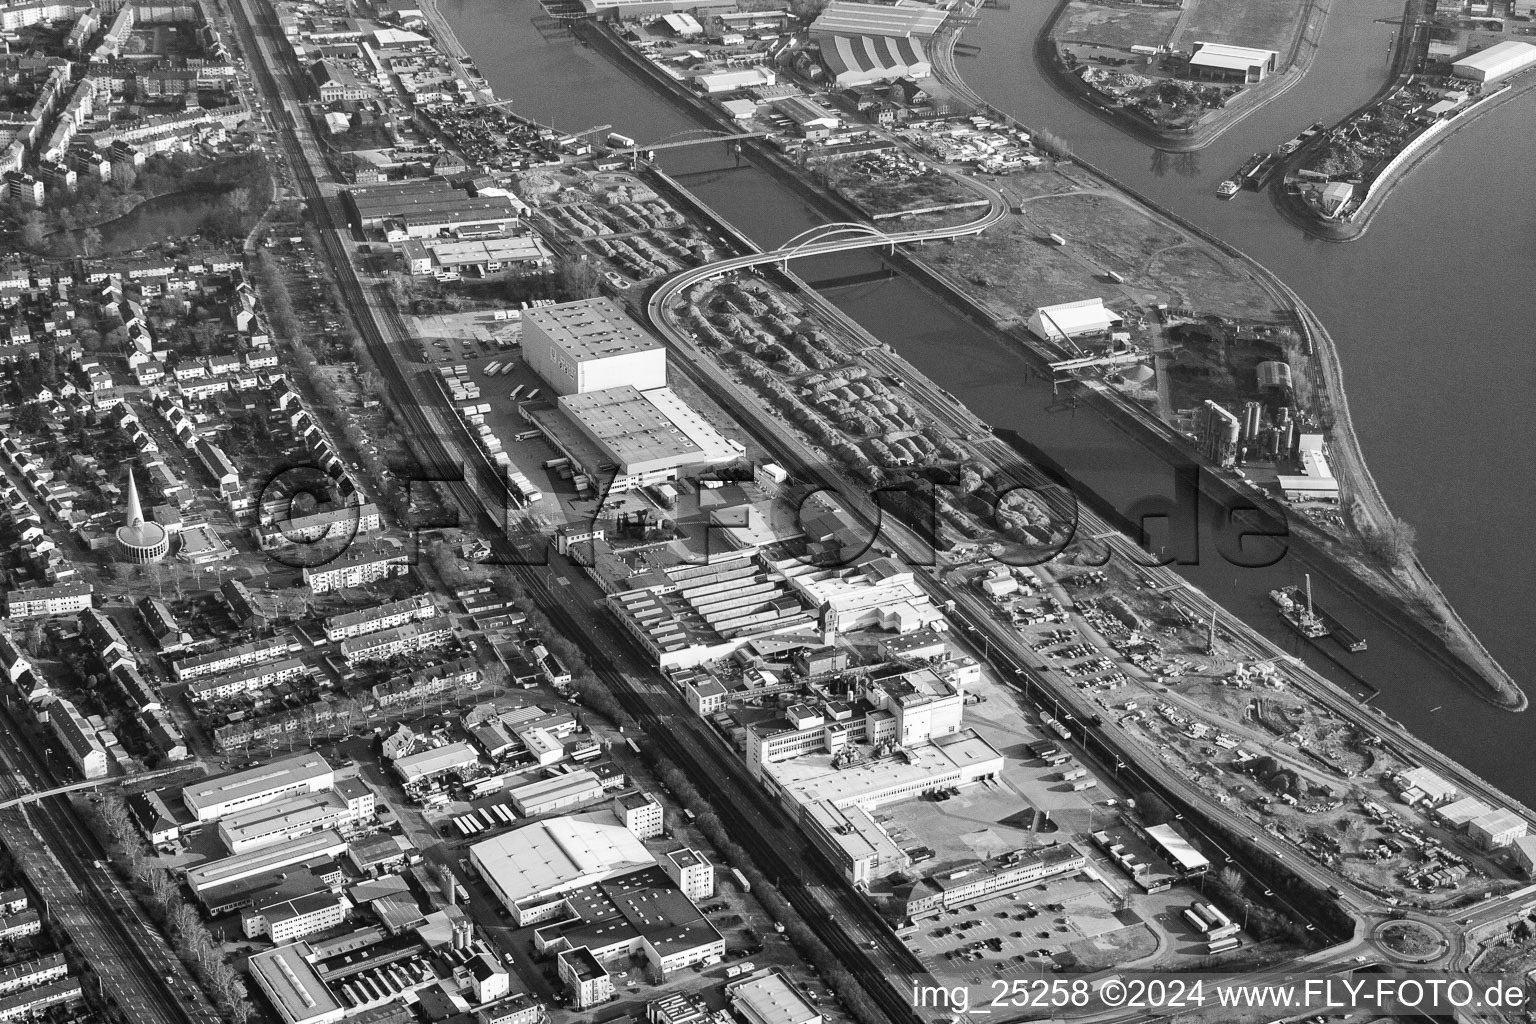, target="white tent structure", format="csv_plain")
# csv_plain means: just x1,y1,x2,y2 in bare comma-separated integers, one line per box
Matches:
1027,298,1120,342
